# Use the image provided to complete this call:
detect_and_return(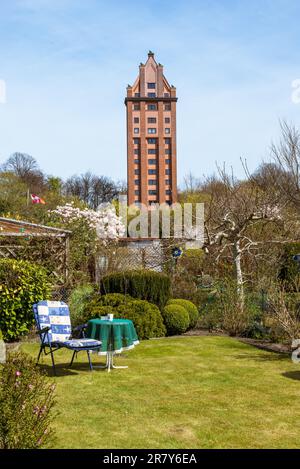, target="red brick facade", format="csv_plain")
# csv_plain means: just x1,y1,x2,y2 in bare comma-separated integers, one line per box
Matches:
125,51,178,206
